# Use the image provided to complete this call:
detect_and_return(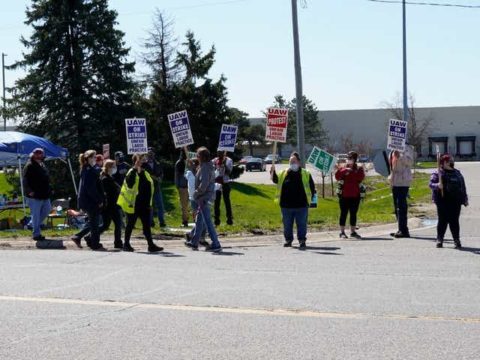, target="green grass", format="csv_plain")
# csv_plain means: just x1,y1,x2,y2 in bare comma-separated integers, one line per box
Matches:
0,173,433,238
415,161,437,169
